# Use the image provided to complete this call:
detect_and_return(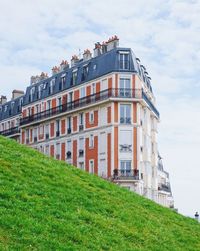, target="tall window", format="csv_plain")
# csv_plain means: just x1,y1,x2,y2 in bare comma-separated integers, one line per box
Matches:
120,104,131,124
67,117,71,134
30,87,35,102
82,65,89,80
119,78,131,97
56,120,60,136
119,53,130,70
89,134,94,148
79,137,84,150
61,75,66,90
72,71,77,85
38,85,43,99
50,79,55,94
80,87,86,98
79,113,84,125
89,160,94,174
